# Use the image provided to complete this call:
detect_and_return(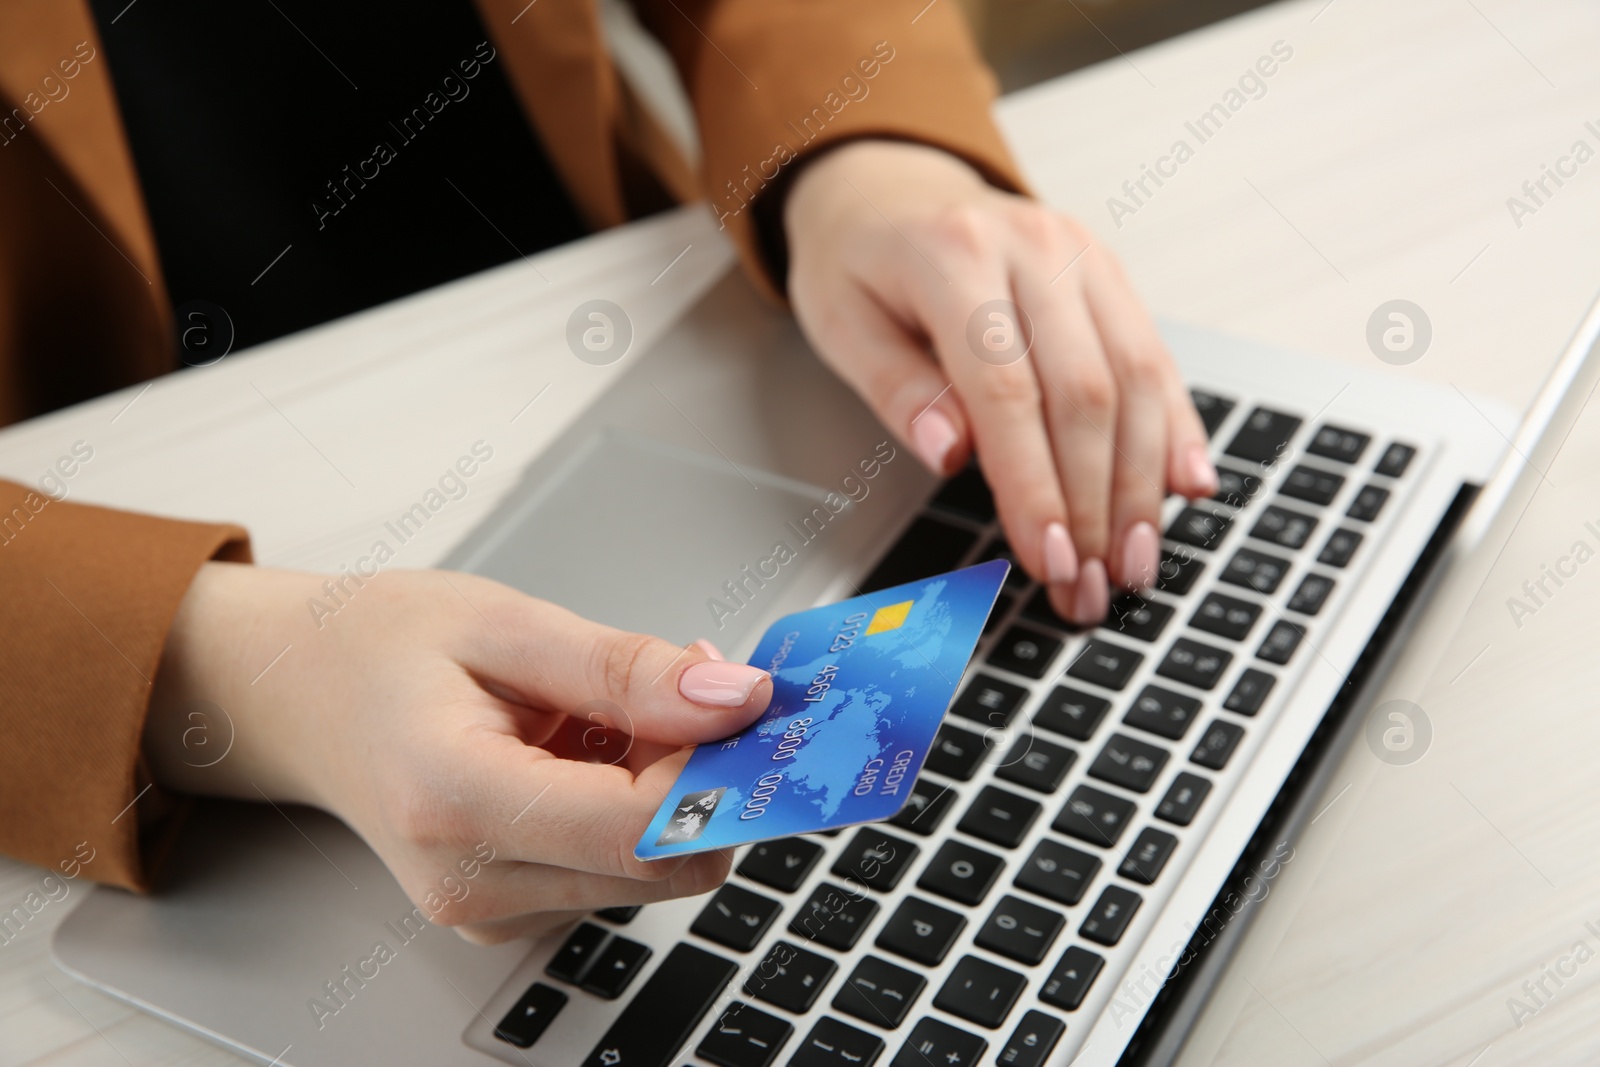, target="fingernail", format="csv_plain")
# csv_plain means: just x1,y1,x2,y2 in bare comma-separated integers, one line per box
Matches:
1043,522,1078,585
1122,521,1160,591
692,638,725,662
1187,444,1218,495
912,408,959,474
1070,558,1109,624
679,662,769,707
